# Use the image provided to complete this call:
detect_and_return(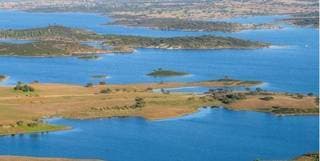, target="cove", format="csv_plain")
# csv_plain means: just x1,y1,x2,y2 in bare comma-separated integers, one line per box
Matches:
0,108,318,161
